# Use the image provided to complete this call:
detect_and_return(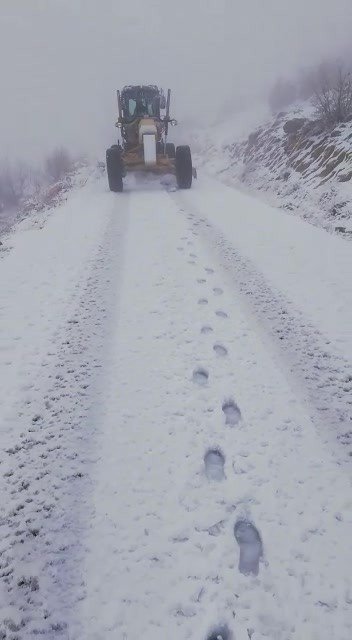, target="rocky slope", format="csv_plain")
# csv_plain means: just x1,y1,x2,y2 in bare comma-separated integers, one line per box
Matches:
193,103,352,236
